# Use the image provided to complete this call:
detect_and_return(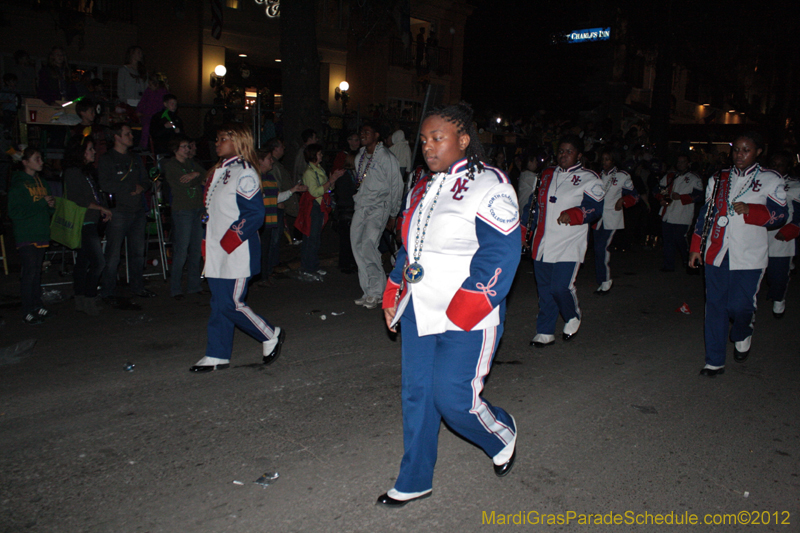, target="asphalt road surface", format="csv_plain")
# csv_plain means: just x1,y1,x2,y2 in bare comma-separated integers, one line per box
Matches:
1,248,798,532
